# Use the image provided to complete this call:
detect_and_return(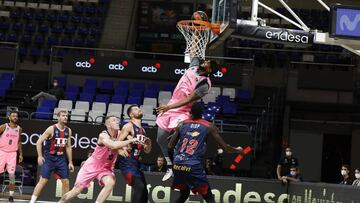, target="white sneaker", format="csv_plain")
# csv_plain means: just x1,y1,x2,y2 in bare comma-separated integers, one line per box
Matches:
162,168,173,181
